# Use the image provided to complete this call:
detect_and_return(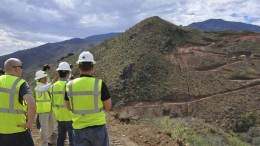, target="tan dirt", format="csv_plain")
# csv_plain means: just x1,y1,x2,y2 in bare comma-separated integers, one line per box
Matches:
30,113,179,146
